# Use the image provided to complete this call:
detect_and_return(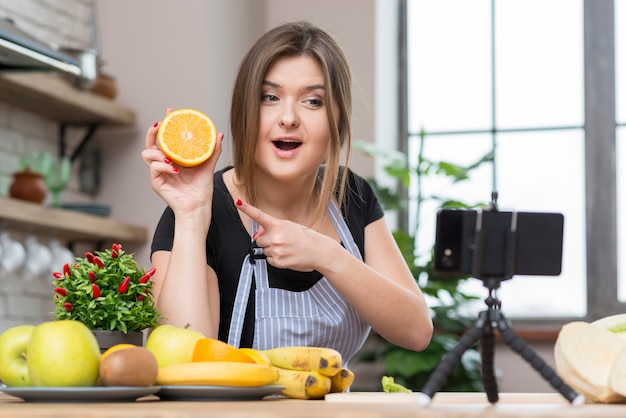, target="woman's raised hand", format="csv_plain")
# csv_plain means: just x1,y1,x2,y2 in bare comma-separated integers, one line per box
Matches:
141,114,224,215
